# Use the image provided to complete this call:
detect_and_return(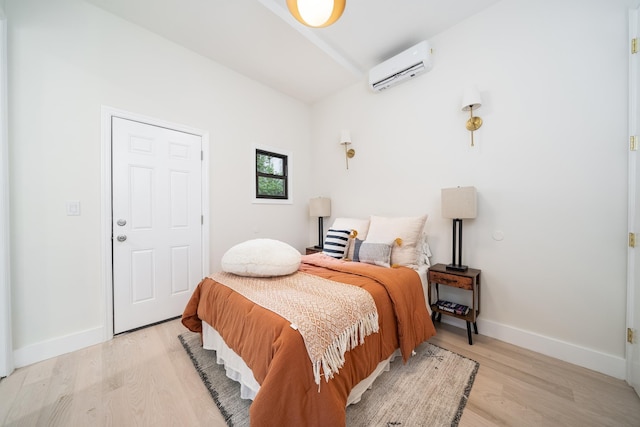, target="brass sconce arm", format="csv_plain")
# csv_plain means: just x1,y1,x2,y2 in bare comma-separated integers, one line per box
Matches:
465,107,483,147
461,86,483,147
341,142,355,169
340,129,354,169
